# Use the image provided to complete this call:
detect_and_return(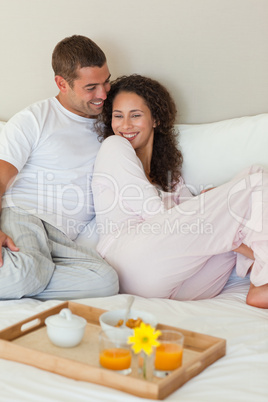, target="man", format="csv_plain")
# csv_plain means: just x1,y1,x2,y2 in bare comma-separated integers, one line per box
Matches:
0,35,119,300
